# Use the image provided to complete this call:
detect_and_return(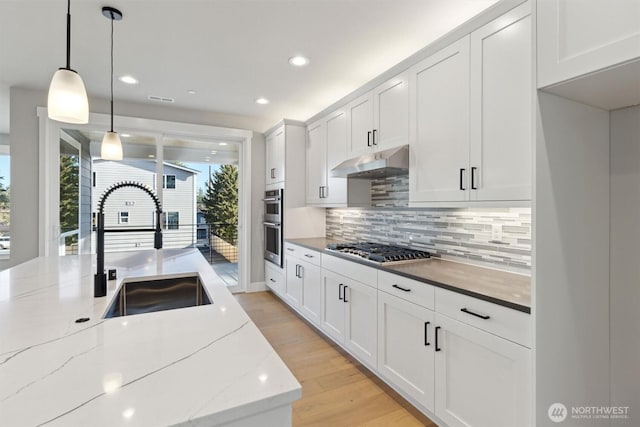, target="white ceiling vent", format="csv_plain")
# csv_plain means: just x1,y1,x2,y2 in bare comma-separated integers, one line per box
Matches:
147,95,175,103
